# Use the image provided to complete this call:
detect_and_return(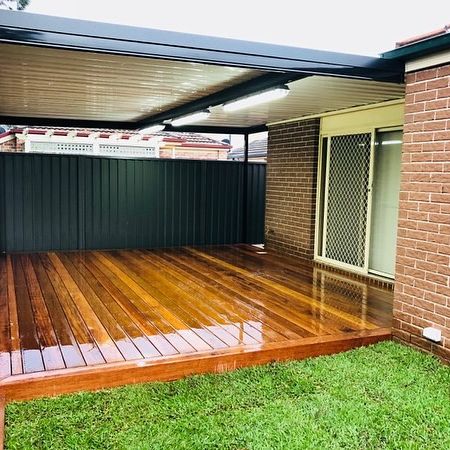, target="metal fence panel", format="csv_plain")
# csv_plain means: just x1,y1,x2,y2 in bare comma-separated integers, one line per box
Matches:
0,153,266,252
246,163,266,244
